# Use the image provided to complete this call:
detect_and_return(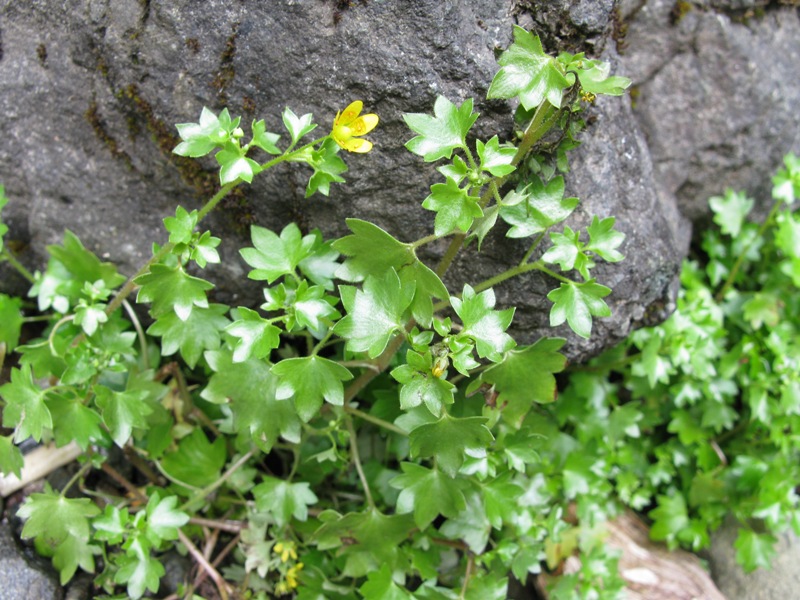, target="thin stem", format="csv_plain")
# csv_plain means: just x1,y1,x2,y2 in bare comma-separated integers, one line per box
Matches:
48,314,74,355
343,405,408,436
178,529,231,600
60,460,93,496
188,516,245,533
180,448,256,512
460,553,475,599
121,299,149,370
100,460,148,503
410,233,441,249
344,413,375,509
1,248,35,283
715,199,782,302
470,262,541,295
519,231,547,266
531,262,575,285
310,329,334,356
